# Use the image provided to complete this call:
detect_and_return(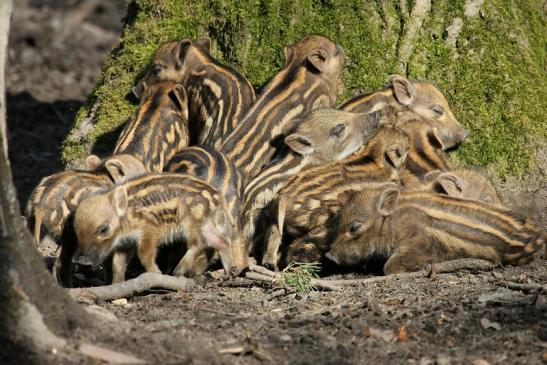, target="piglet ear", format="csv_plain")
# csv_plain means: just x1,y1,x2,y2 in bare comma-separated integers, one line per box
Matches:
437,172,466,197
171,84,189,121
105,159,127,184
424,170,443,183
85,155,103,171
385,144,408,168
285,134,315,156
337,189,356,206
176,39,193,66
388,75,416,106
427,127,445,150
307,48,328,73
283,46,294,67
112,186,128,217
194,37,212,52
378,187,400,216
